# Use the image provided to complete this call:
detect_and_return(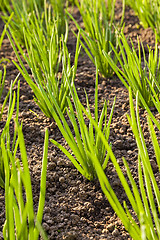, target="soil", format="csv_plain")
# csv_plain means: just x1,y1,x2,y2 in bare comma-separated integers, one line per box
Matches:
0,1,159,240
